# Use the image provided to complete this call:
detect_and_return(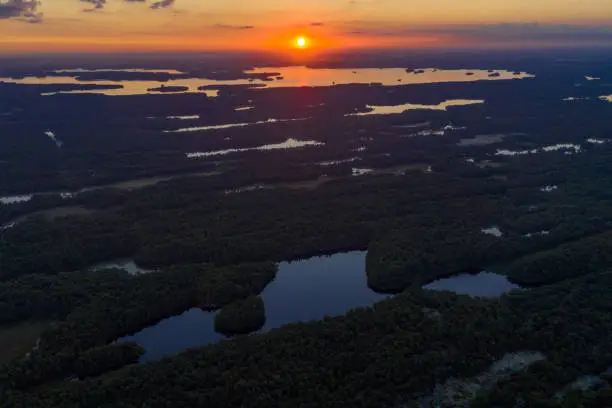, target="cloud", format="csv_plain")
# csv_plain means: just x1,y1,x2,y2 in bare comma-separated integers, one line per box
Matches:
0,0,42,22
427,23,612,44
150,0,174,9
311,22,324,26
80,0,105,11
80,0,175,12
343,22,612,45
213,24,255,30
